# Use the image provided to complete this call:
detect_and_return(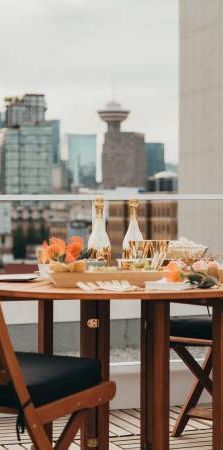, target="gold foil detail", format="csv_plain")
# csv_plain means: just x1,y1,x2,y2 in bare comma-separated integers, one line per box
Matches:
94,197,104,219
129,198,139,218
